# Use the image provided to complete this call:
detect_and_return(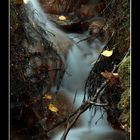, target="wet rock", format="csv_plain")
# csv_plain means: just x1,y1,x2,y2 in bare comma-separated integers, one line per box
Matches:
76,2,105,20
88,18,114,44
